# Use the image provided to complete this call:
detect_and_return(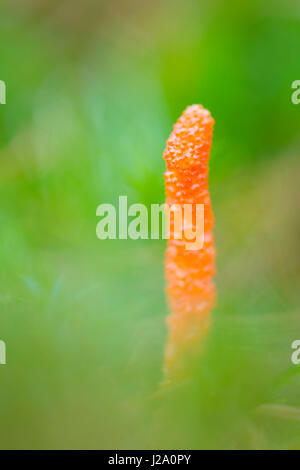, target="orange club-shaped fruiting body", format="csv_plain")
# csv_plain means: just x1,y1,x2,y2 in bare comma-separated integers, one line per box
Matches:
163,105,216,378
